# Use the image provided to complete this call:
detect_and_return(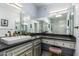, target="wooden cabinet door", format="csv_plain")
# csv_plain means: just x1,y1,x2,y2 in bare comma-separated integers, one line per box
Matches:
25,49,32,56
34,45,41,56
